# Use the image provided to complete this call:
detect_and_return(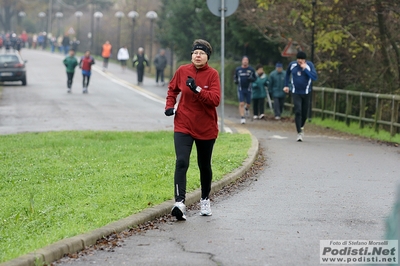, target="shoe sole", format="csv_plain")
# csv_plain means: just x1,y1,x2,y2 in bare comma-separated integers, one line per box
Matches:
171,206,186,221
200,212,212,216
